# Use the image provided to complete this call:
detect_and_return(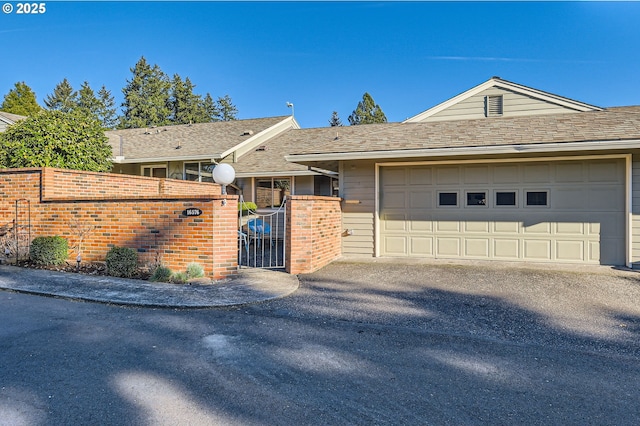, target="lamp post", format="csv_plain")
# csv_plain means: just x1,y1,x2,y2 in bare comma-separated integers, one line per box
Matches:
213,163,236,195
